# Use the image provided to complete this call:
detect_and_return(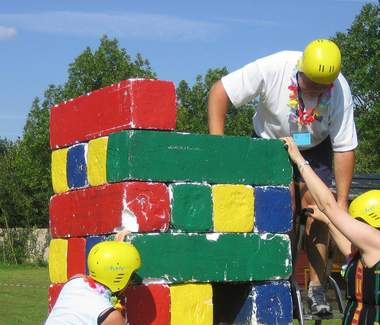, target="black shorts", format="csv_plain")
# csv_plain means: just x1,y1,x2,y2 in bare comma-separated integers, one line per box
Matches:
293,137,333,186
